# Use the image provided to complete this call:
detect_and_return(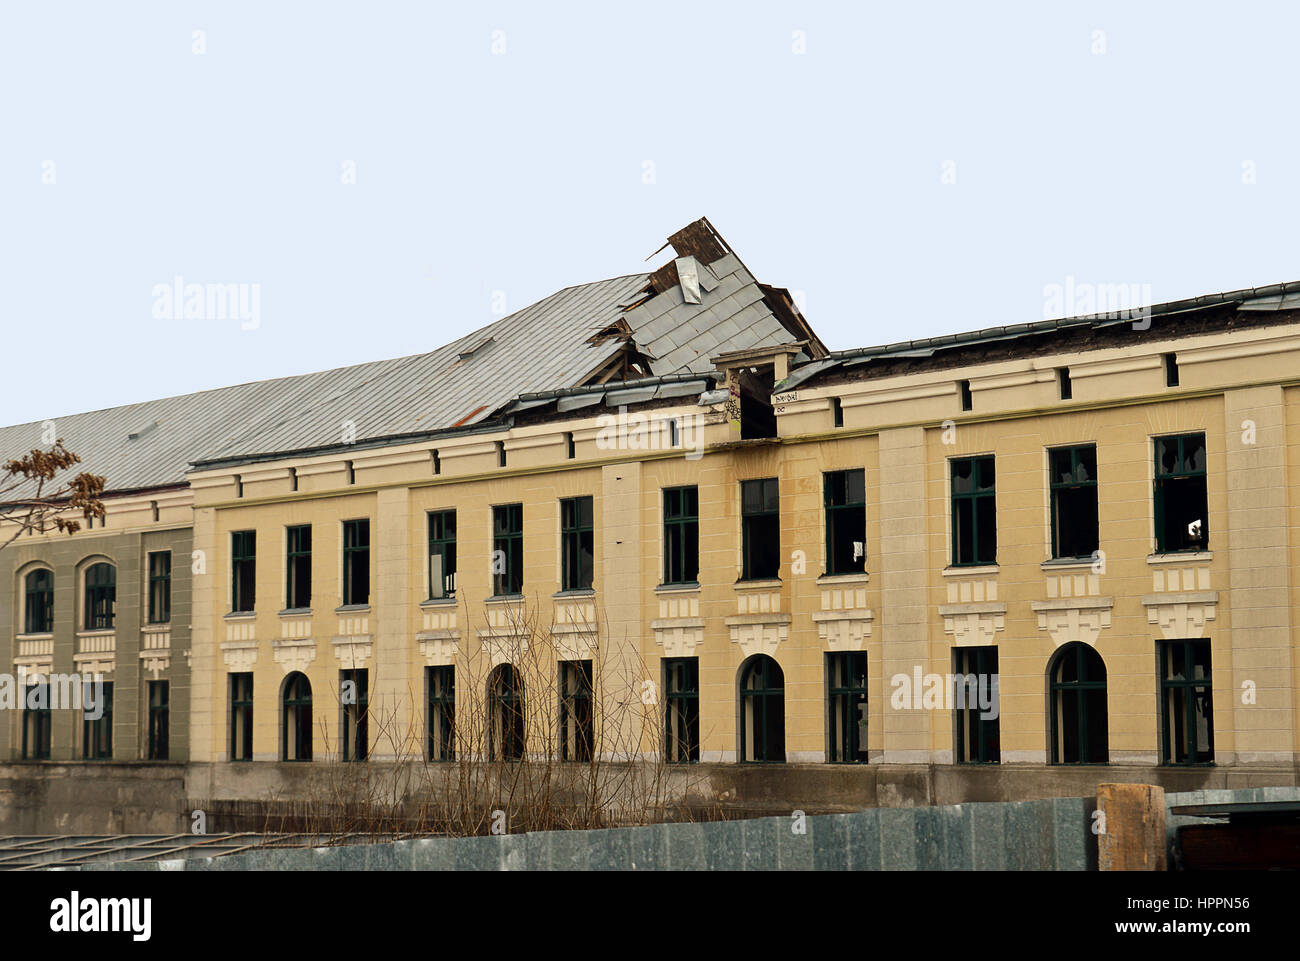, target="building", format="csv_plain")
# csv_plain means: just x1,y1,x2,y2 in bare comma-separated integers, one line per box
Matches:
4,219,1300,831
